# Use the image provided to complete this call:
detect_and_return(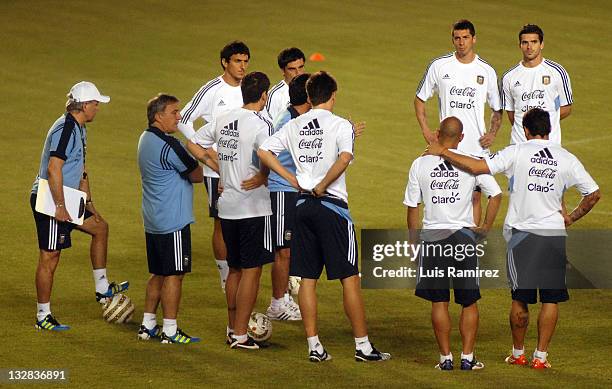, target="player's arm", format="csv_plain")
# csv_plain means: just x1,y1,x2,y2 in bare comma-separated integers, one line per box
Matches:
414,97,437,144
565,189,600,226
257,149,298,189
313,152,353,197
407,206,420,246
242,131,271,191
186,140,219,173
426,143,490,175
560,105,572,120
188,165,204,183
47,157,72,222
479,109,502,148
